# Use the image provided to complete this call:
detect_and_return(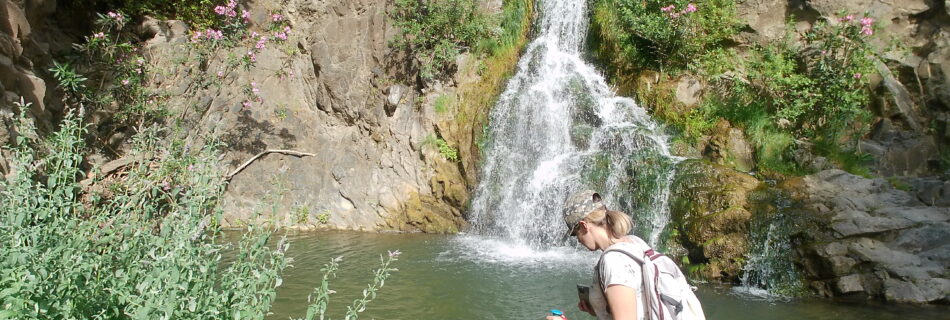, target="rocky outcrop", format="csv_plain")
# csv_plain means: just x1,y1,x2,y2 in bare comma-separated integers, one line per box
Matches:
702,120,755,173
783,169,950,303
0,0,73,174
670,159,763,281
128,0,531,232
